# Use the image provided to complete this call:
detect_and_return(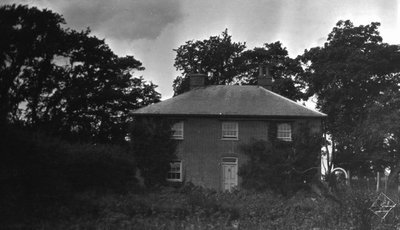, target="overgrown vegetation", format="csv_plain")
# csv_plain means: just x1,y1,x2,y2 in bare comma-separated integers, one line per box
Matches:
0,125,138,225
4,183,398,230
239,122,323,193
130,117,178,187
